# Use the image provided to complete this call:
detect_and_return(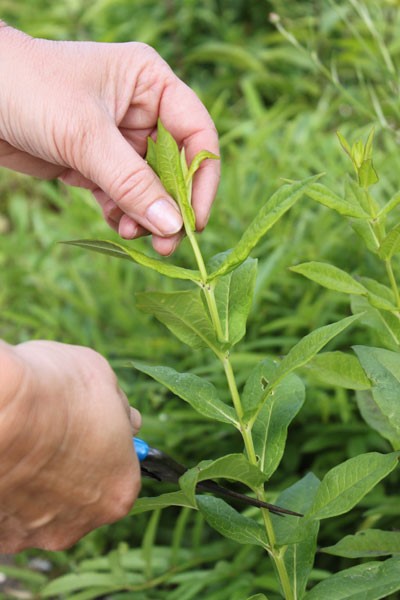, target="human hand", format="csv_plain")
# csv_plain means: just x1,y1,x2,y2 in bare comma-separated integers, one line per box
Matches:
0,23,220,255
0,340,141,552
